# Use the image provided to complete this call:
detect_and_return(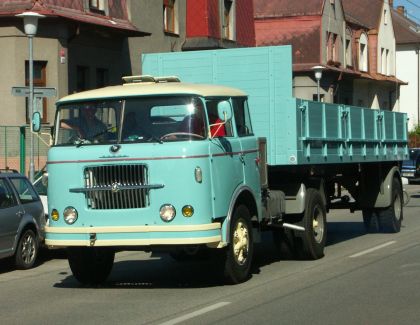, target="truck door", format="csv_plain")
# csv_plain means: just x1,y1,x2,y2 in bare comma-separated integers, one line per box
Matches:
207,99,244,217
232,98,260,191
